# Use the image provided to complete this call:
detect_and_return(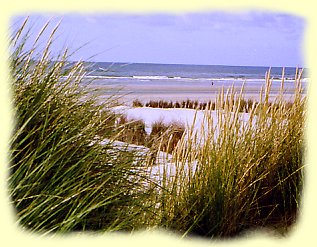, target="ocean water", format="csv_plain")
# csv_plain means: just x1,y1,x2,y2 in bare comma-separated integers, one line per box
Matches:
86,62,306,78
81,62,307,103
